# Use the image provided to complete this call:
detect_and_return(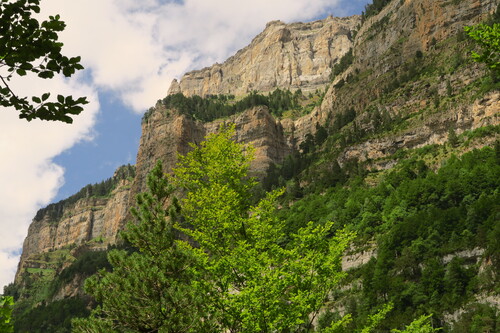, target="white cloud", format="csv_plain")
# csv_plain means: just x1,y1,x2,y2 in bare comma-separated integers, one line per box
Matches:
40,0,341,111
0,75,99,291
1,0,350,290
